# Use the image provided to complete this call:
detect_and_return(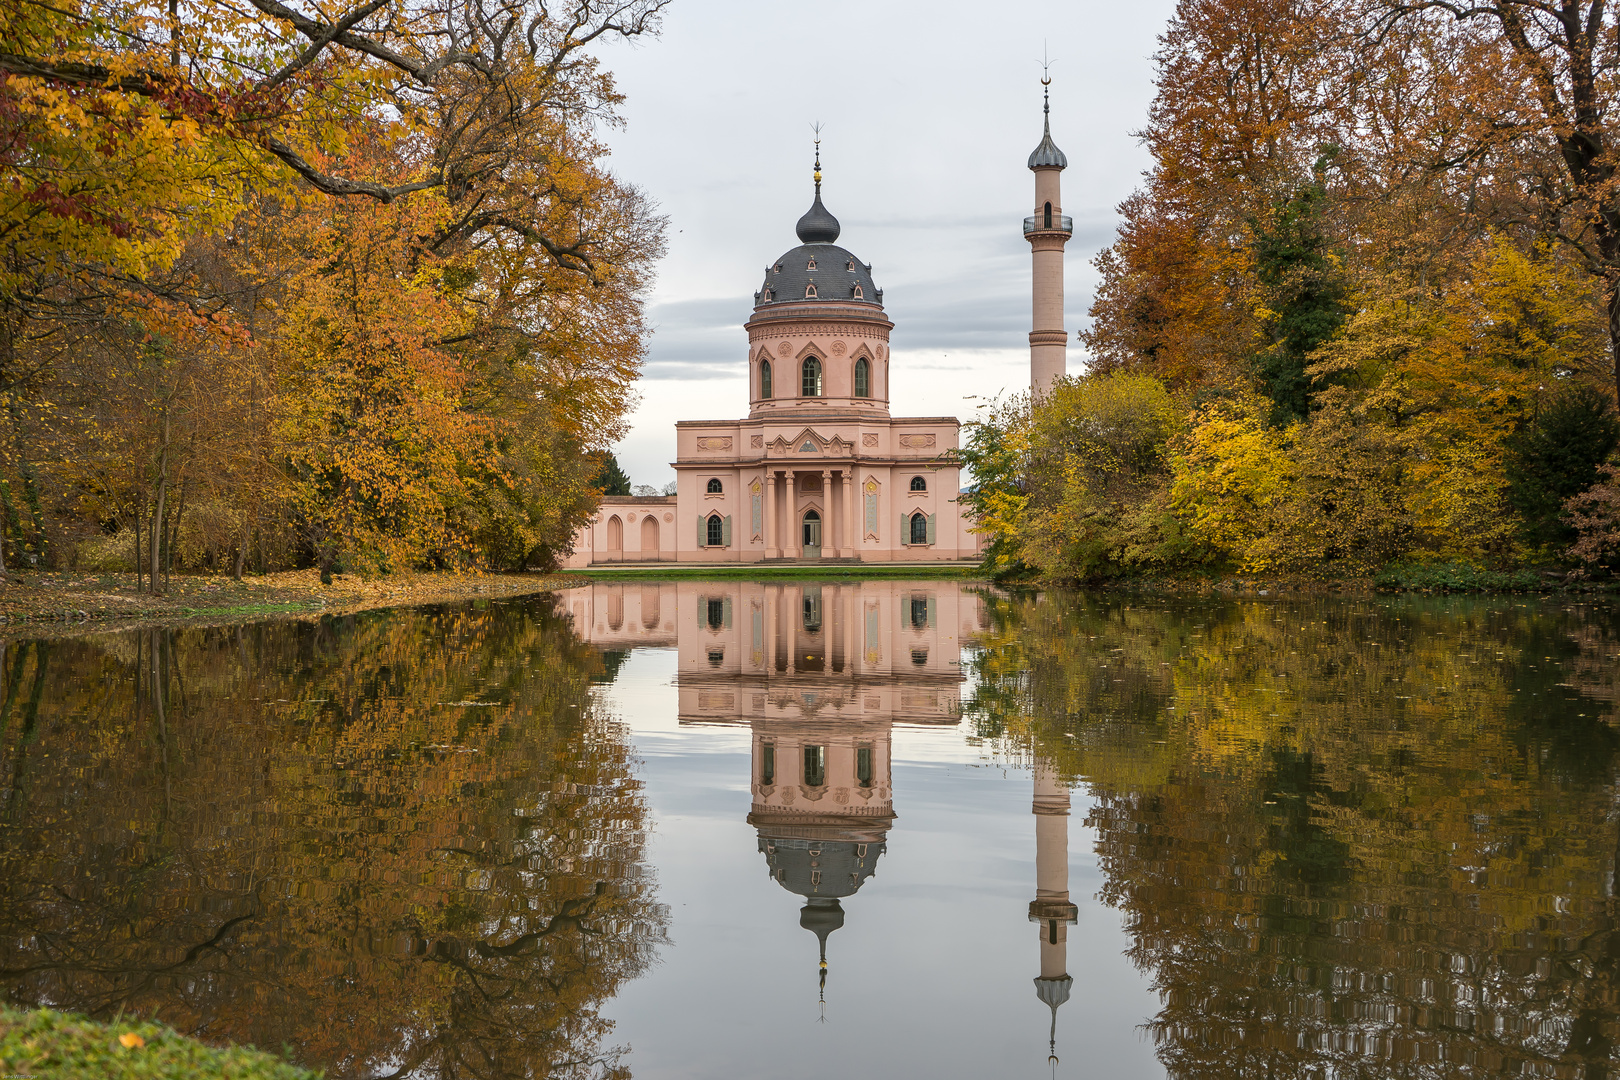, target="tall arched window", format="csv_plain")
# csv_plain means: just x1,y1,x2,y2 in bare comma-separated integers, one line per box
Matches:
1044,201,1053,229
706,514,724,546
760,359,773,398
910,511,929,545
854,358,870,397
801,355,823,397
706,478,723,494
909,475,927,492
606,514,623,550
